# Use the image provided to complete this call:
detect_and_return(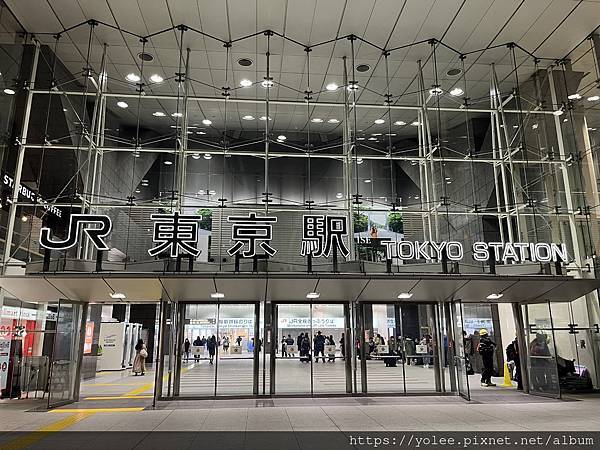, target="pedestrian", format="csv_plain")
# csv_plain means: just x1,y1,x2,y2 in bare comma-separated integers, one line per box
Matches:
327,335,336,362
300,335,311,362
477,328,497,386
314,331,326,363
184,338,191,361
339,332,345,360
506,335,522,390
236,336,242,347
132,338,147,376
222,335,230,353
285,334,295,357
207,335,217,364
193,336,202,362
281,337,288,357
